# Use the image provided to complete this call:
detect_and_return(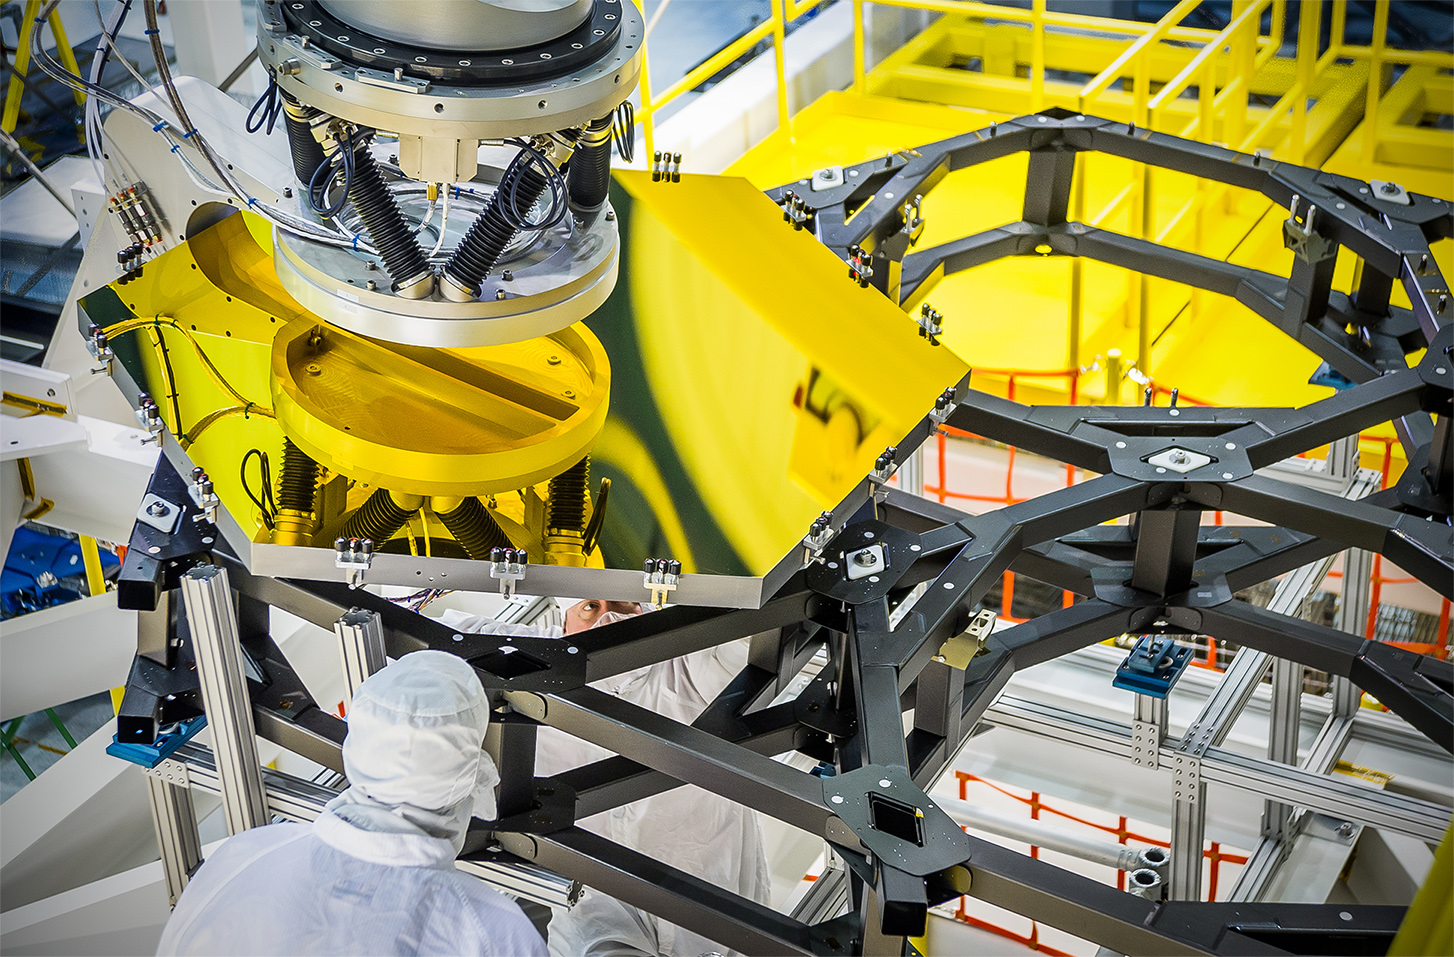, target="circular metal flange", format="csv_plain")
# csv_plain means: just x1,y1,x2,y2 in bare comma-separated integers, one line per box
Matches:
317,0,593,55
257,0,642,139
273,195,618,349
270,317,611,498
